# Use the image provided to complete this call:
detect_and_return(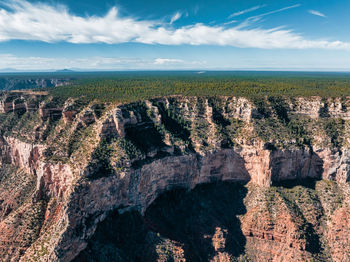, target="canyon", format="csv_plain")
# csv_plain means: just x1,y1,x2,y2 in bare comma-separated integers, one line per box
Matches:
0,77,72,91
0,91,349,261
